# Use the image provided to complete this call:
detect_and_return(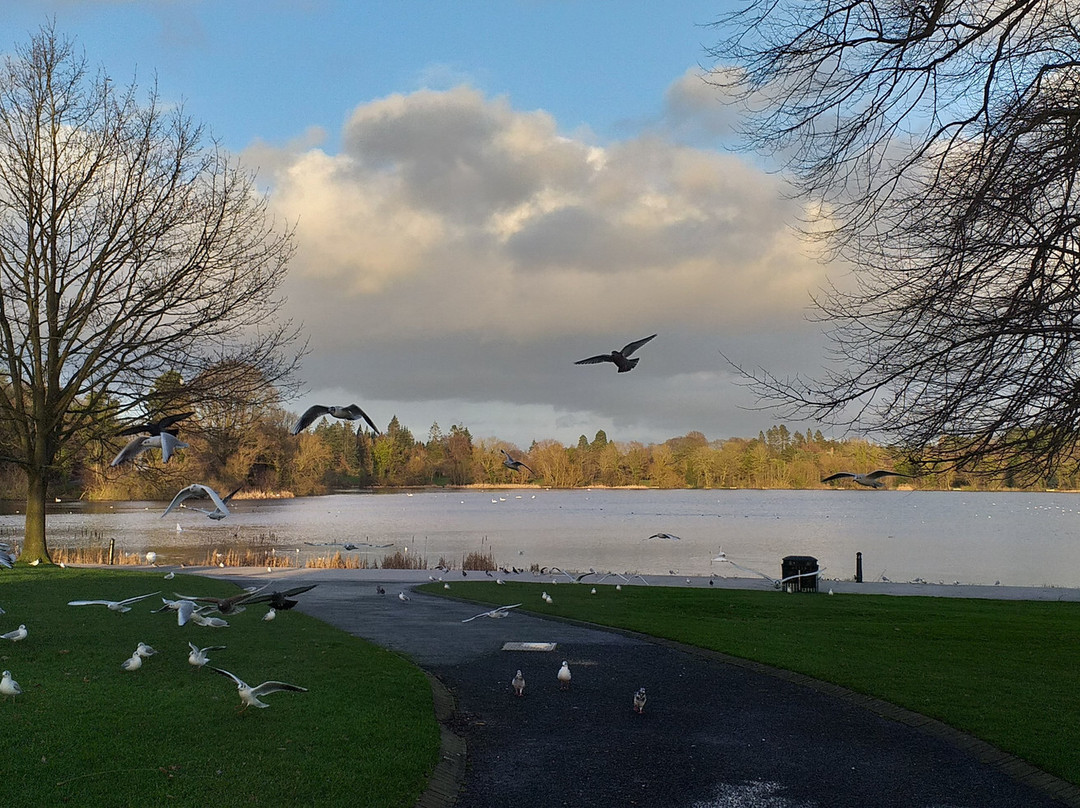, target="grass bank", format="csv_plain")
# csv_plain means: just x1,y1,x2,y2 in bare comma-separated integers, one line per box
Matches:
422,580,1080,785
0,568,439,807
